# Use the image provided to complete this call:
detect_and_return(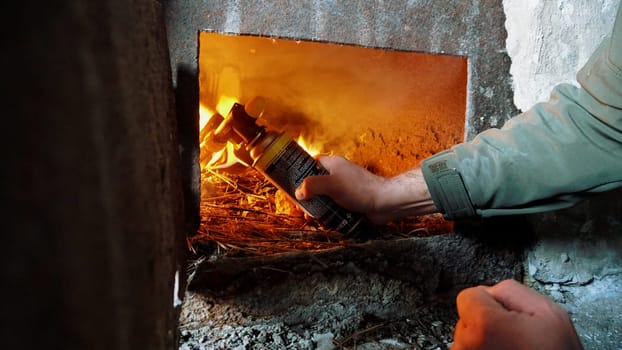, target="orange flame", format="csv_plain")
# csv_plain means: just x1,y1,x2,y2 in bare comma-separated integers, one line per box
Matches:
207,142,241,169
200,96,241,170
297,134,322,157
199,95,237,133
199,103,215,131
201,97,326,170
216,96,237,117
